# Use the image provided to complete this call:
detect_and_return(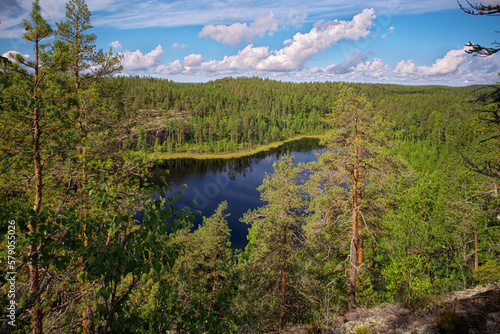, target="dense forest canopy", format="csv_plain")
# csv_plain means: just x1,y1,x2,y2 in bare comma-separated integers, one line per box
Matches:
102,75,480,156
1,0,499,333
